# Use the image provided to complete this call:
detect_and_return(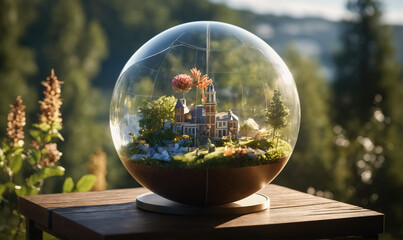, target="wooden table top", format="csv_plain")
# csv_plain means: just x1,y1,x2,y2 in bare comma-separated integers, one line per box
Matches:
19,184,384,239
